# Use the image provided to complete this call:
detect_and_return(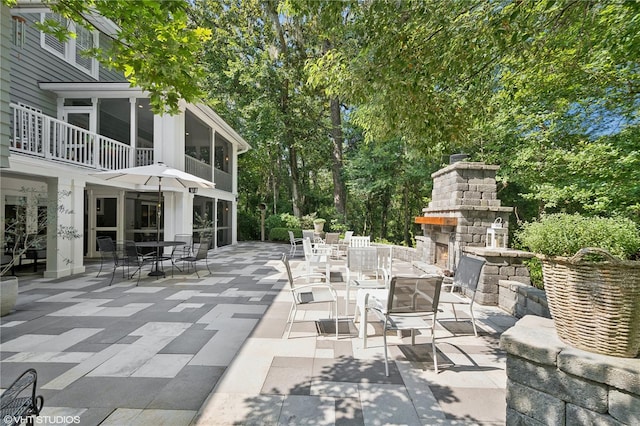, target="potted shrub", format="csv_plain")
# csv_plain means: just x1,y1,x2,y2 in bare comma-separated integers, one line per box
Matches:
517,213,640,357
313,218,326,233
